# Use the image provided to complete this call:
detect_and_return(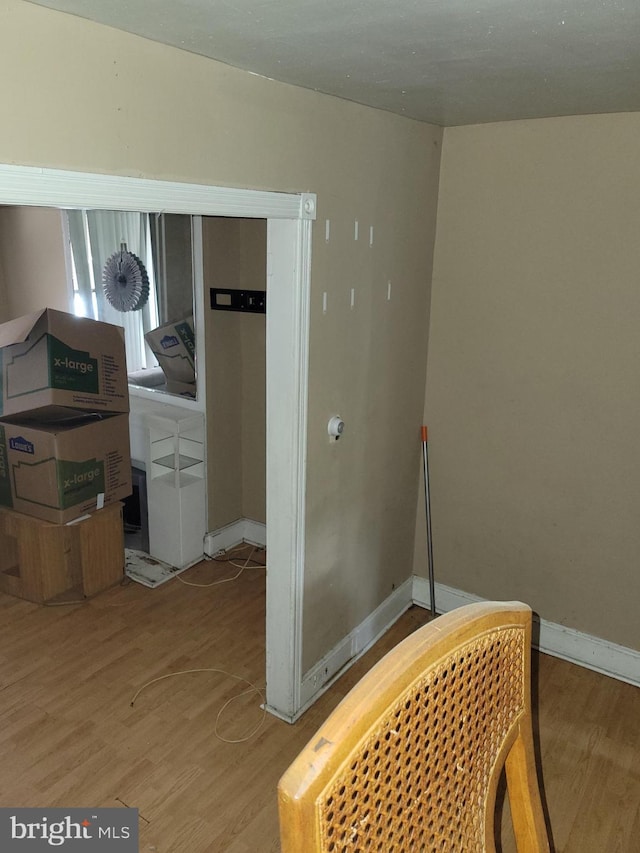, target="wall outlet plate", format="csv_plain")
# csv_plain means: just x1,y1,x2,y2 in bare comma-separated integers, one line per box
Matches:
210,288,266,314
